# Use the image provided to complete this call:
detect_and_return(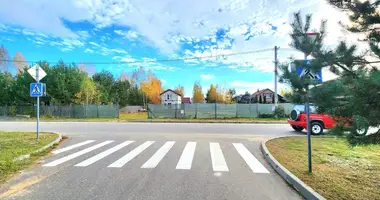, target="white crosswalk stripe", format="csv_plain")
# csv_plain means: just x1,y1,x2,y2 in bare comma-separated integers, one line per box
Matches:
44,141,114,167
108,141,155,168
233,143,270,173
176,142,196,170
52,140,95,154
141,141,175,168
209,142,229,172
75,141,134,167
45,140,270,174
